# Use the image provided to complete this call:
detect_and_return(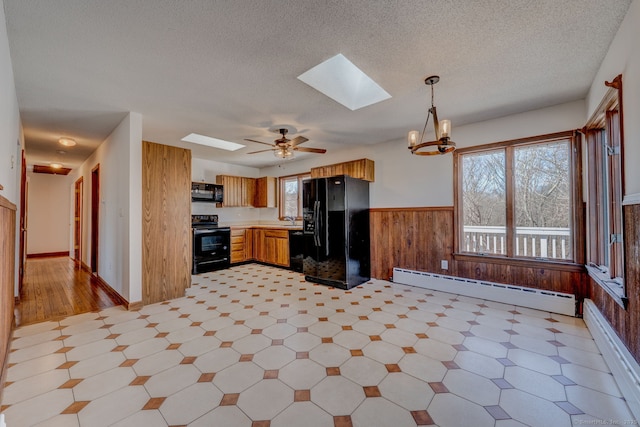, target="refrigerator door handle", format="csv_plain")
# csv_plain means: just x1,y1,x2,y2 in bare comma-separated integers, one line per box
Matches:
313,201,320,247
